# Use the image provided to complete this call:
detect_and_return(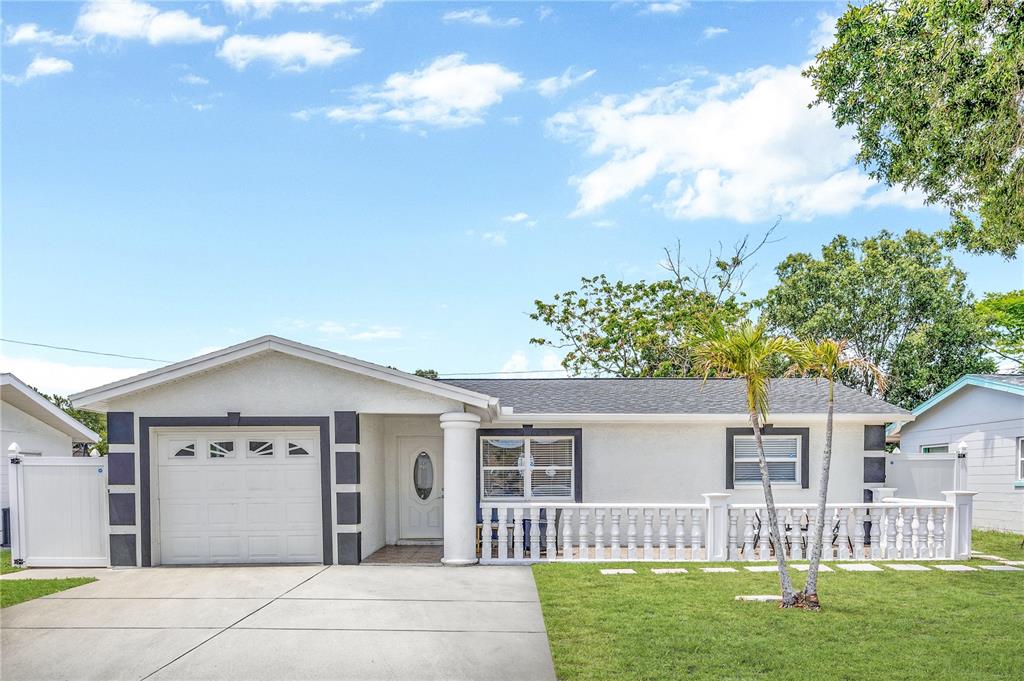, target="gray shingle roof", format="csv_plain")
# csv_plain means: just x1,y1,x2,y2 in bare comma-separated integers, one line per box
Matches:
975,373,1024,387
440,377,911,417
